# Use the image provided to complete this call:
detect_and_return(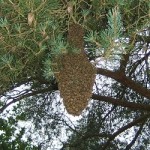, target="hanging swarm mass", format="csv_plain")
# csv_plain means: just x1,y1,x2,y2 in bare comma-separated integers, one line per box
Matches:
67,23,84,50
55,23,96,115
